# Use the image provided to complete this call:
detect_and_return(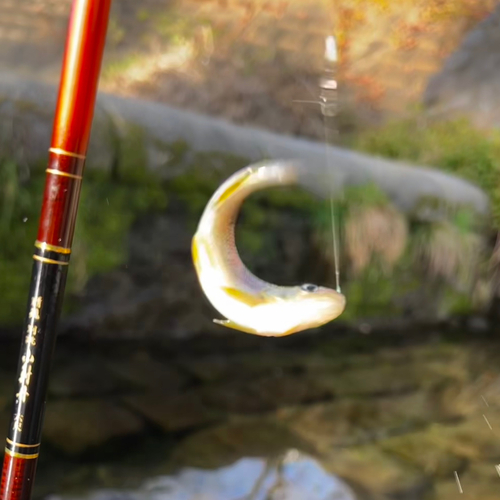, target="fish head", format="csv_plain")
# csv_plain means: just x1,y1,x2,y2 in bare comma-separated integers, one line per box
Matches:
281,283,346,335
